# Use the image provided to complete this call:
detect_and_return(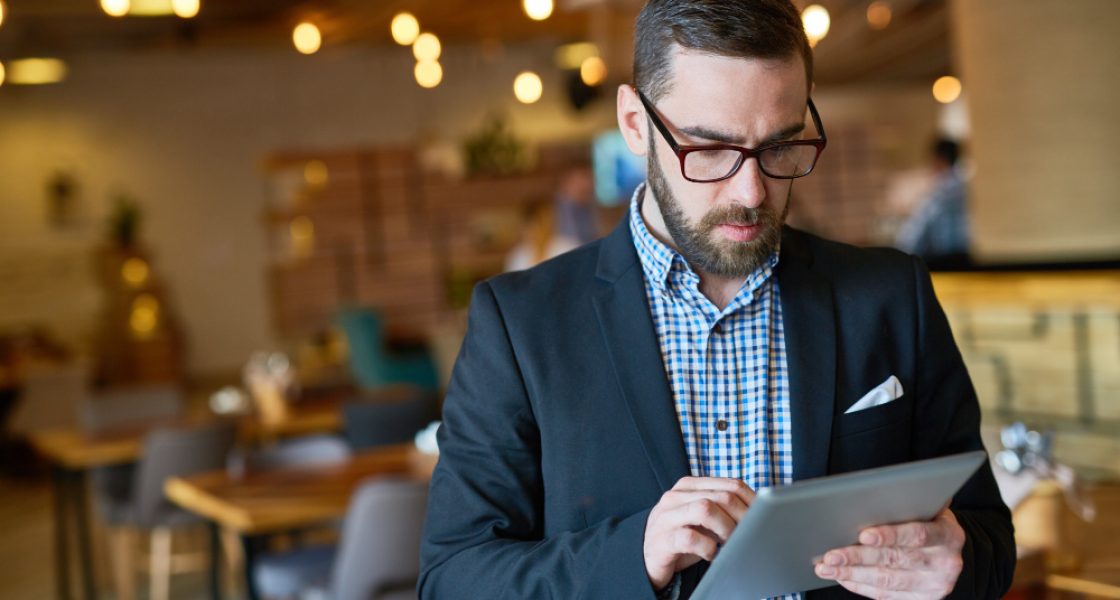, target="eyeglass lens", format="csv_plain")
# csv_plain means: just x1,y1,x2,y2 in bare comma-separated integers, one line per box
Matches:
683,144,819,181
